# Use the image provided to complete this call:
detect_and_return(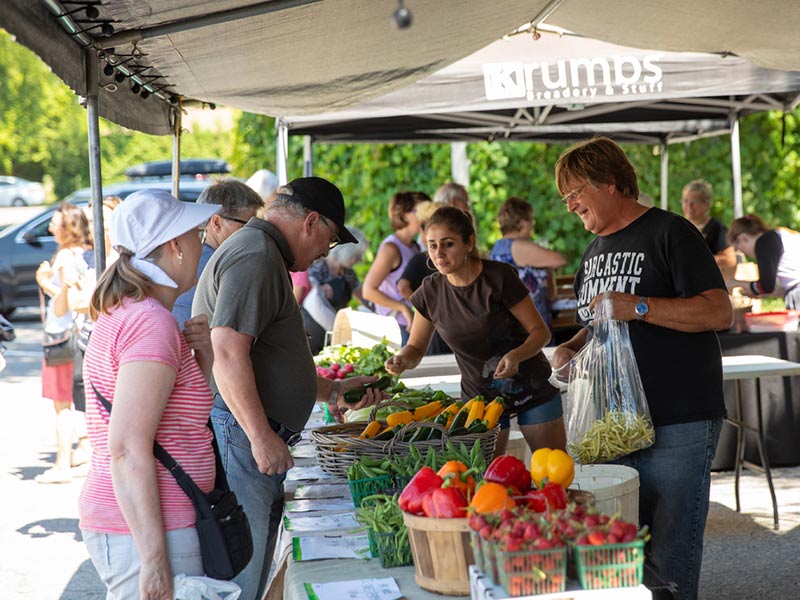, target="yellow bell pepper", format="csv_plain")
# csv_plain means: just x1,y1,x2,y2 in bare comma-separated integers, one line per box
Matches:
530,448,575,489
